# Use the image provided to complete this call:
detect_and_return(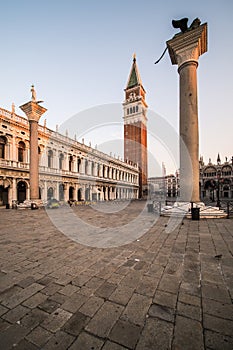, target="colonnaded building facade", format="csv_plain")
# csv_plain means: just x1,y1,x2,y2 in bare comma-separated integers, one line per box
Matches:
0,105,139,205
0,57,148,206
